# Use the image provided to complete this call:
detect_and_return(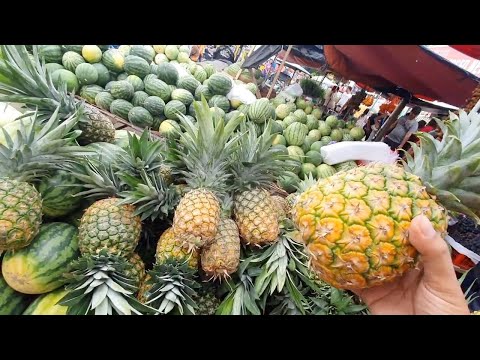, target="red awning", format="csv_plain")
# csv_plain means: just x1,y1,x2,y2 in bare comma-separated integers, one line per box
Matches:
324,45,479,107
450,45,480,60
